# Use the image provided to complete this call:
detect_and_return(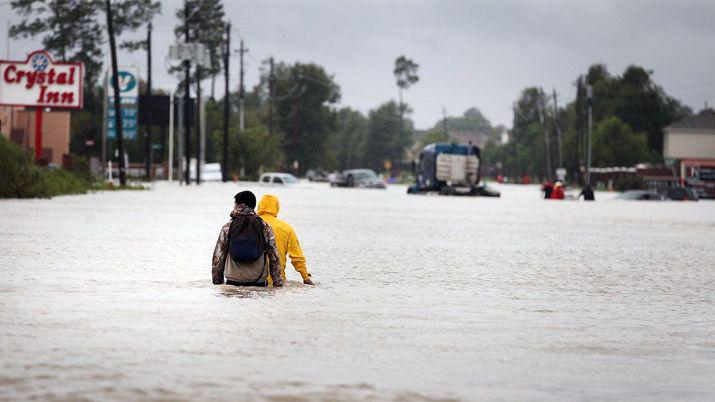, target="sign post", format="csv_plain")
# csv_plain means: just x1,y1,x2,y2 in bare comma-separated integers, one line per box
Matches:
0,50,84,160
